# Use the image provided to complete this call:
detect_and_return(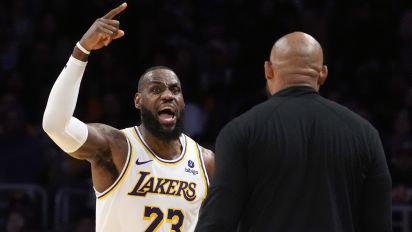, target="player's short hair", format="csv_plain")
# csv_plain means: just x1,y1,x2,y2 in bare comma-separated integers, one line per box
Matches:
137,66,174,92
